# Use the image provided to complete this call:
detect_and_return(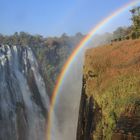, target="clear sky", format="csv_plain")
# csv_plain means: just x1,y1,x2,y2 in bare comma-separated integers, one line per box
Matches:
0,0,138,36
